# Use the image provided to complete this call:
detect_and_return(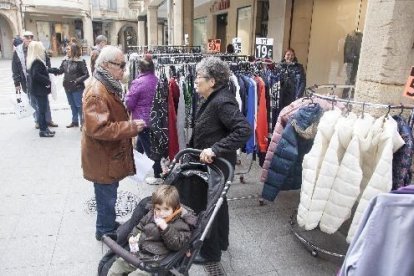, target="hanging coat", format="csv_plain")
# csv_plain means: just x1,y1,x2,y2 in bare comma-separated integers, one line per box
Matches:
261,103,323,202
347,116,405,242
